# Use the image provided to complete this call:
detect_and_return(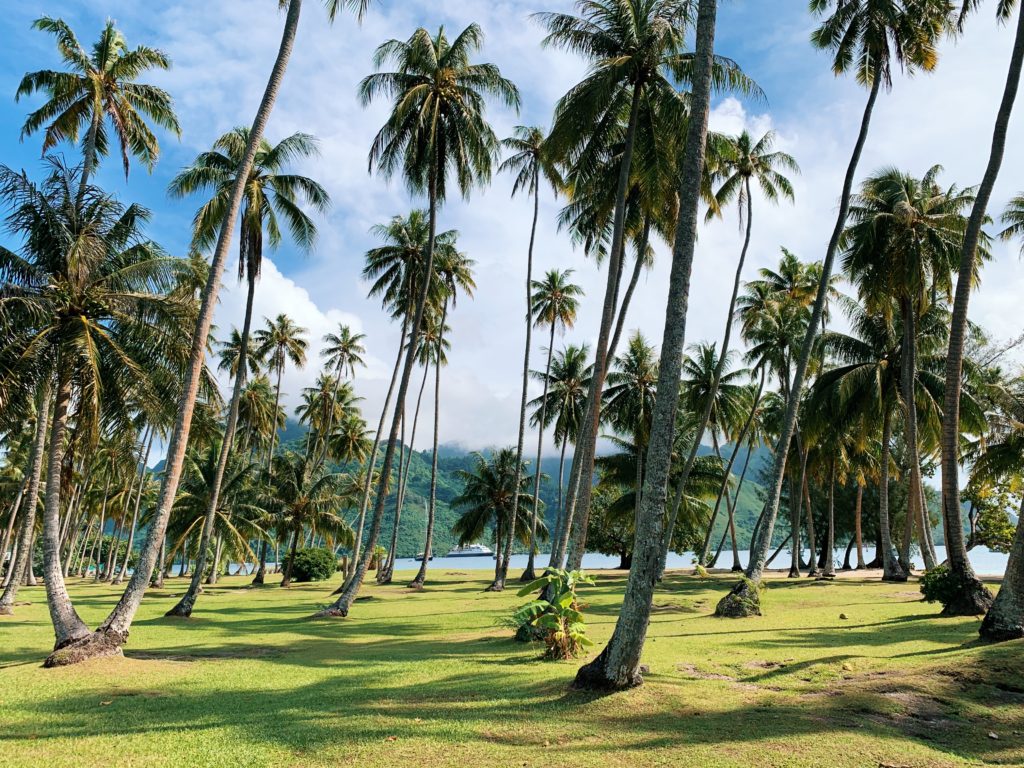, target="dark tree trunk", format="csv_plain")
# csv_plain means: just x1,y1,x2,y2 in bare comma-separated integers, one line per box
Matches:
980,496,1024,639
